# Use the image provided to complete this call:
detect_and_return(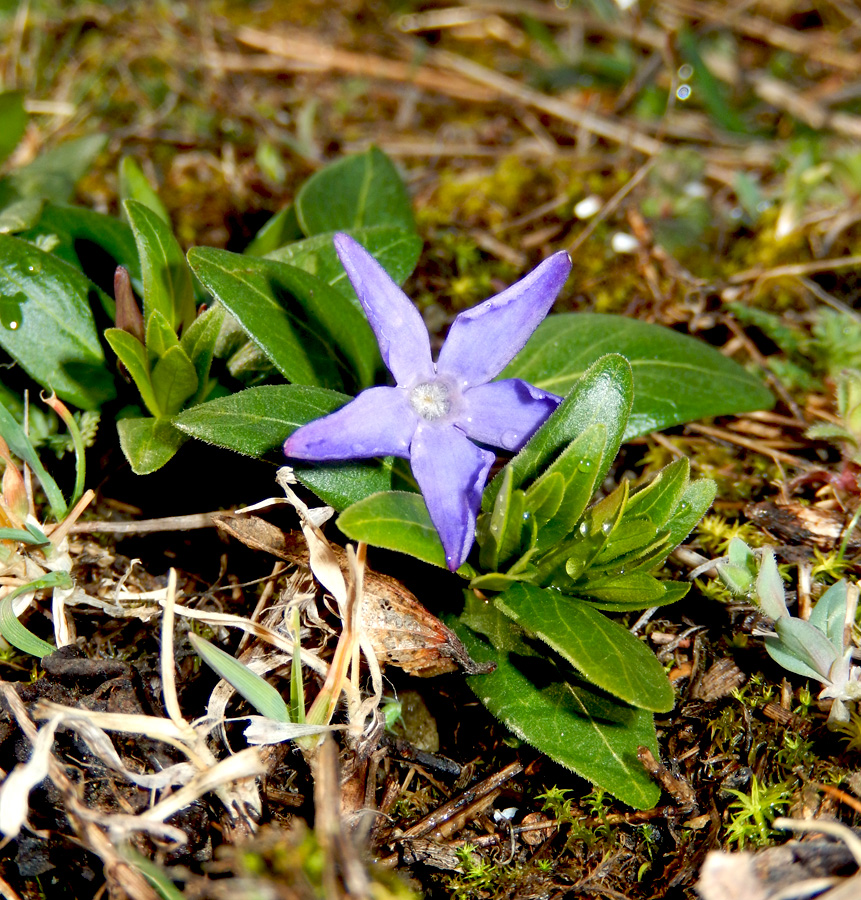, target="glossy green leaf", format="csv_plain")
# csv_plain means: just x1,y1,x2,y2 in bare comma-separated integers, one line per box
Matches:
174,383,349,456
119,156,170,224
105,328,158,415
452,595,661,809
117,416,187,475
494,583,674,712
666,477,717,549
523,471,564,527
485,354,632,512
531,423,607,550
125,199,195,333
173,384,397,508
503,313,774,440
477,467,526,571
188,632,291,722
180,303,225,405
266,225,422,301
188,247,380,390
244,205,303,256
0,91,27,168
296,146,414,235
0,400,66,519
593,518,663,566
17,202,140,285
338,491,475,576
150,345,198,416
0,234,115,409
585,580,691,612
577,572,669,606
625,457,690,528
